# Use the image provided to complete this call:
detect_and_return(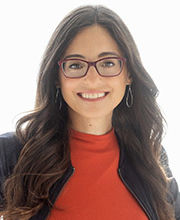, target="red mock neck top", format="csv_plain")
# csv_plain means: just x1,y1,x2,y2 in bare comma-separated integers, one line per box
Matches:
48,128,148,219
